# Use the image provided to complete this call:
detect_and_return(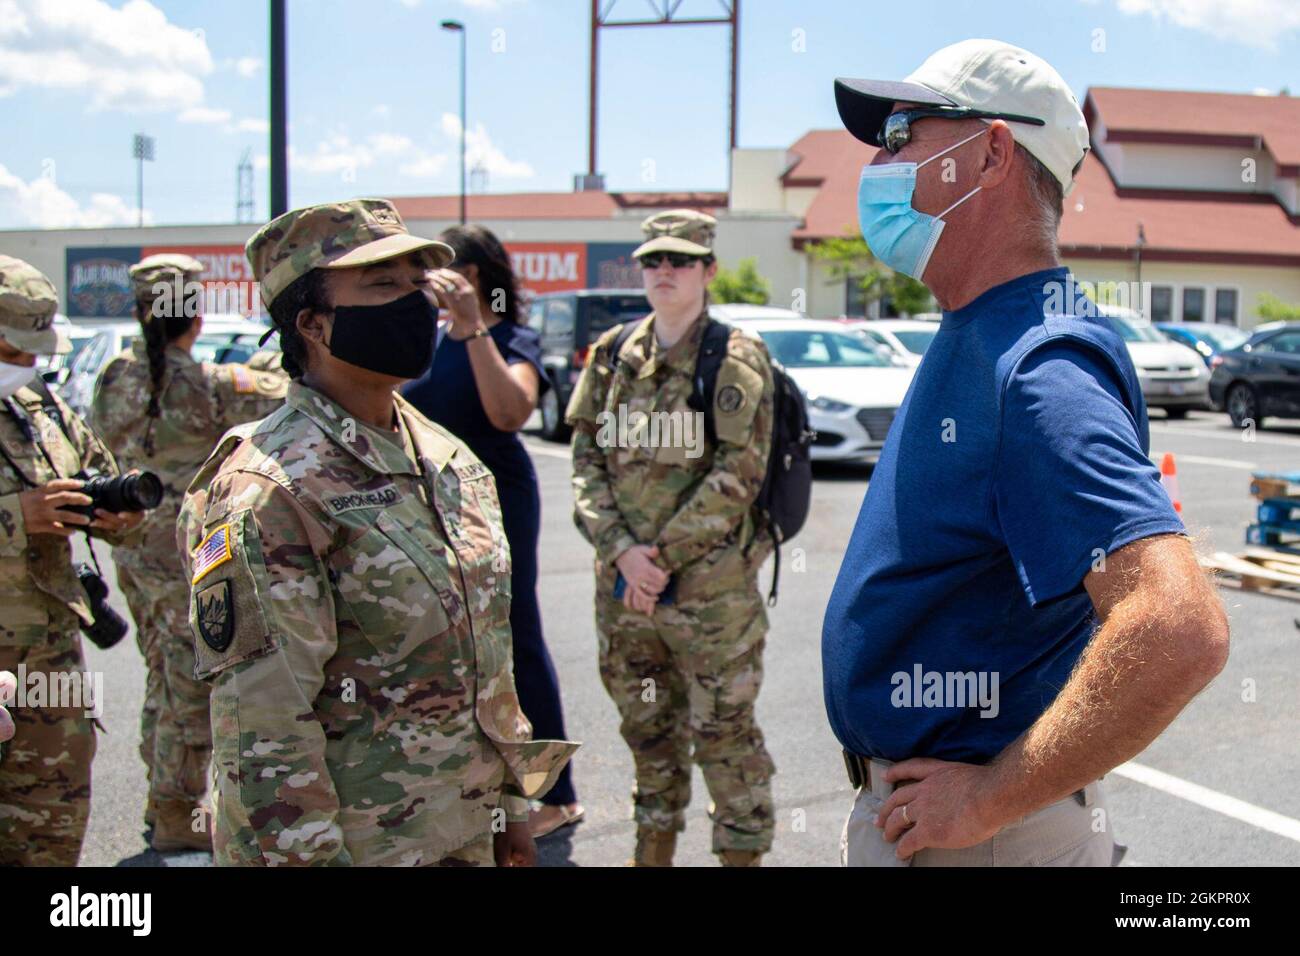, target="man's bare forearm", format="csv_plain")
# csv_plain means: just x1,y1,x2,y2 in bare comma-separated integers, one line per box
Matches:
982,540,1228,825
